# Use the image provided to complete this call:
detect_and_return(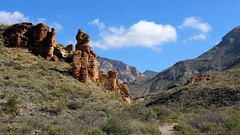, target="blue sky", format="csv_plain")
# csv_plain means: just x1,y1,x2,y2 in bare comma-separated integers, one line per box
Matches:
1,0,240,72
